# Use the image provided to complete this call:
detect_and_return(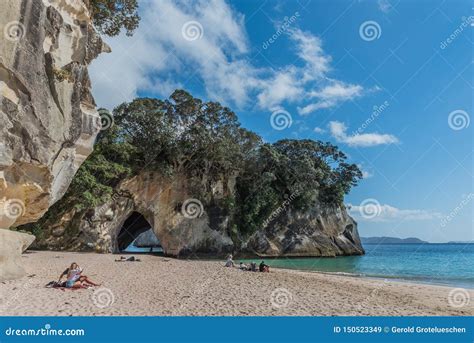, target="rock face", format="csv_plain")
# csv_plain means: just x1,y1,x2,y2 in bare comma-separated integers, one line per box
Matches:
244,205,363,257
133,229,161,248
32,172,235,255
0,229,35,280
30,171,364,257
0,0,108,229
0,0,108,280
